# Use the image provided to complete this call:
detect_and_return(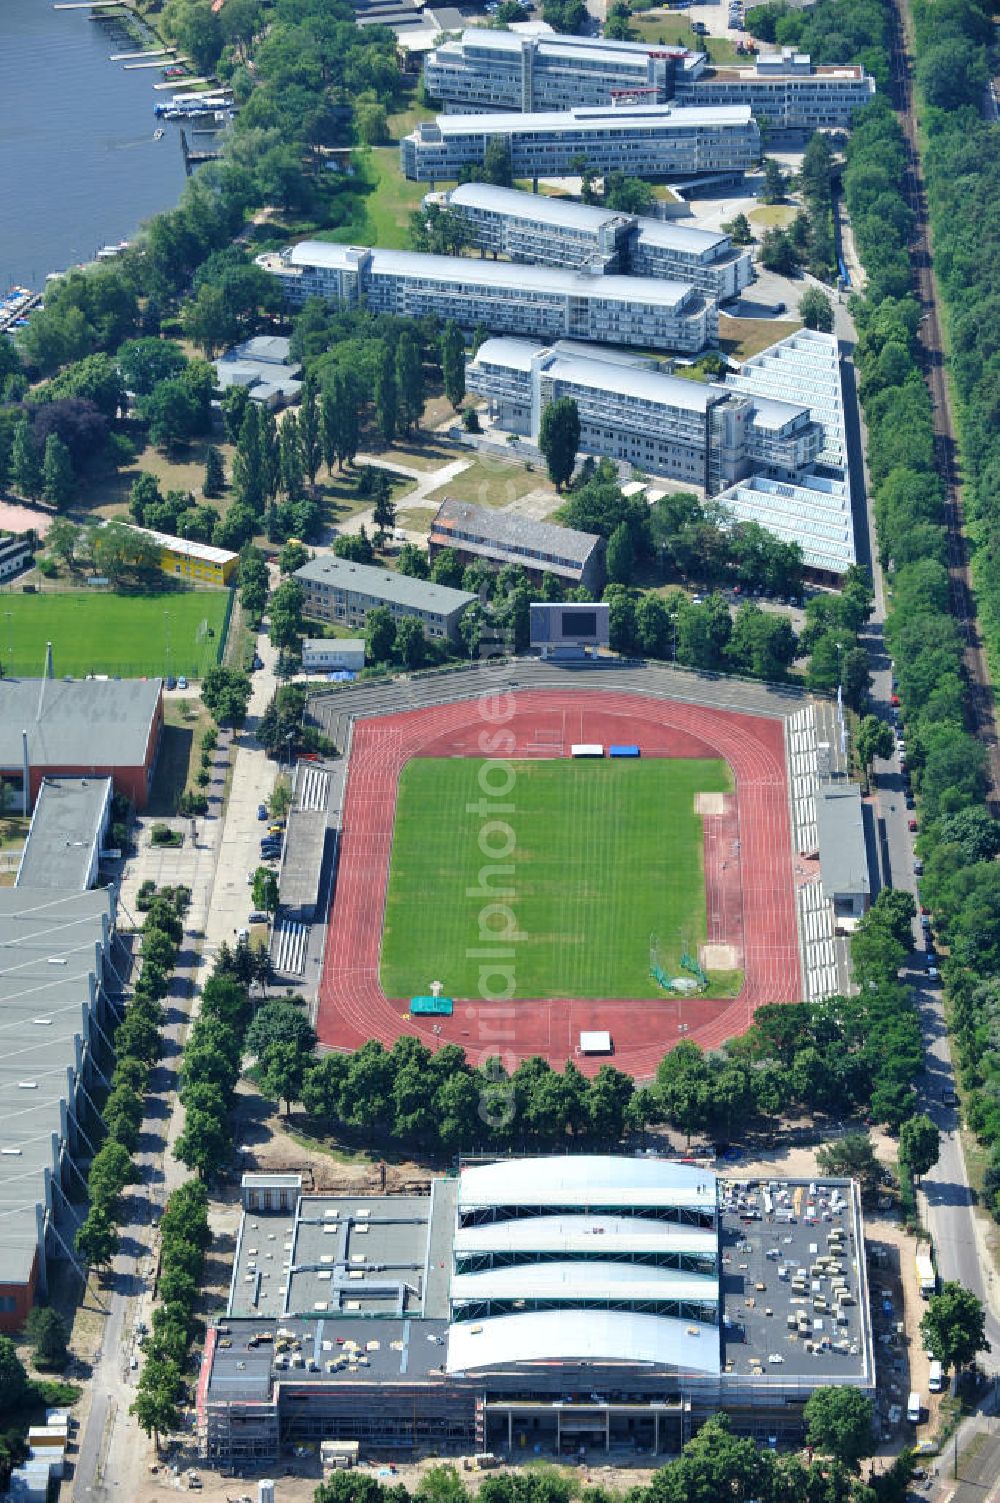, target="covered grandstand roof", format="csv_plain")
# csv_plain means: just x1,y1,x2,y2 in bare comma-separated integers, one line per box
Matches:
458,1155,718,1213
446,1309,721,1375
